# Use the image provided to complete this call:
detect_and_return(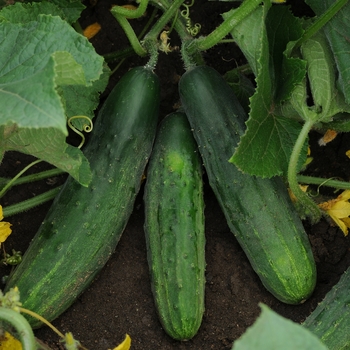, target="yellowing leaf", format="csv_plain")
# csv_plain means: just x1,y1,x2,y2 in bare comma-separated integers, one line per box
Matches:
319,190,350,235
0,331,22,350
0,205,12,244
110,334,131,350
